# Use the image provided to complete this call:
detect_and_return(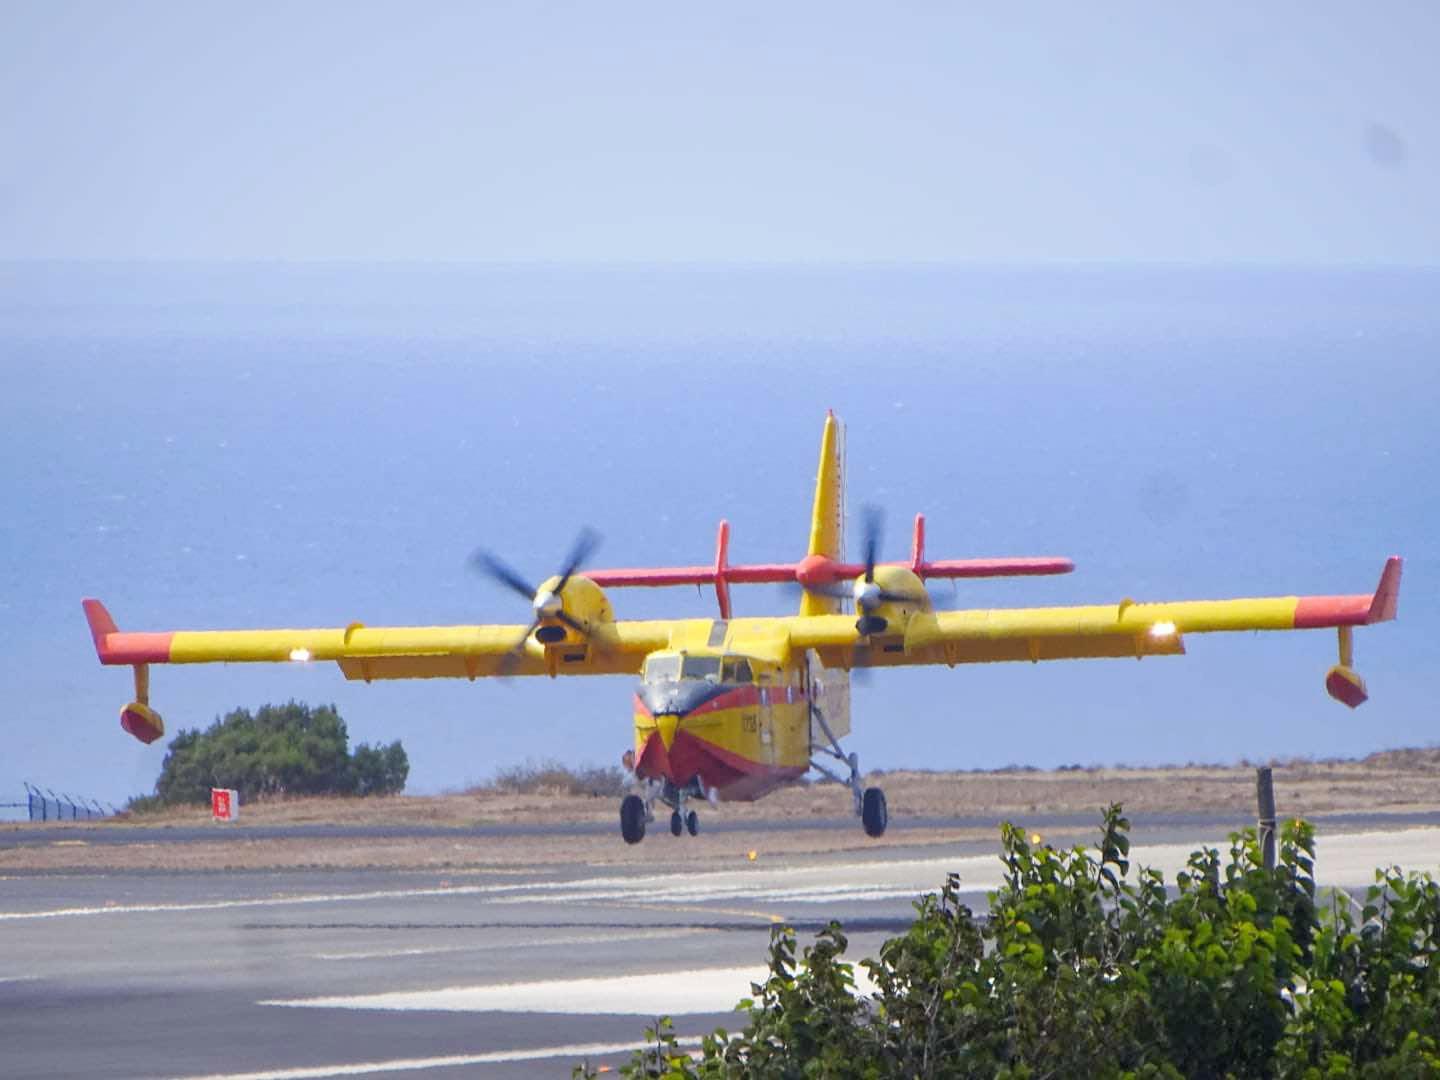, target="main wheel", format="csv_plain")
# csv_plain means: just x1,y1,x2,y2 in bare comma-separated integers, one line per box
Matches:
861,786,888,838
685,810,699,836
620,794,646,845
670,810,684,836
